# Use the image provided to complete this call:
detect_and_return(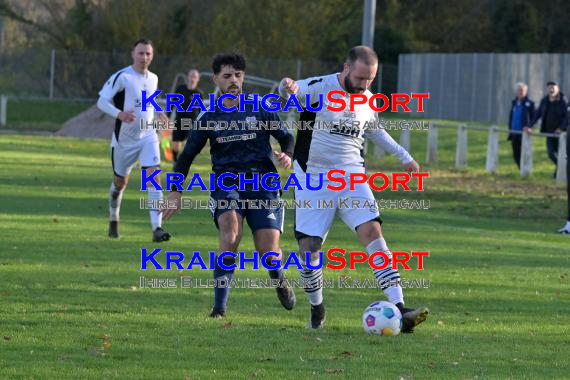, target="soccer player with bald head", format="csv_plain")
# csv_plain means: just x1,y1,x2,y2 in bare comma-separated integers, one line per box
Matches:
279,46,429,332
